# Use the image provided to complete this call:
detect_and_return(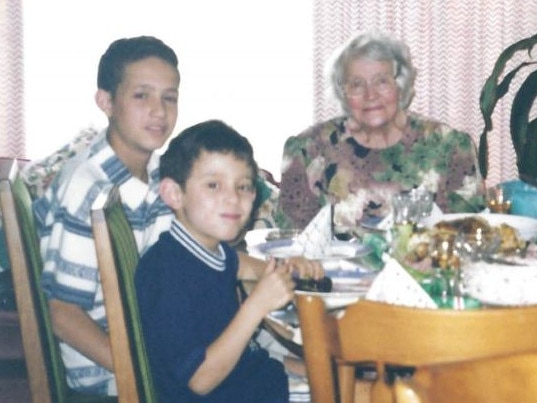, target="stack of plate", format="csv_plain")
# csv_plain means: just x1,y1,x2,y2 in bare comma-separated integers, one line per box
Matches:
245,228,378,309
